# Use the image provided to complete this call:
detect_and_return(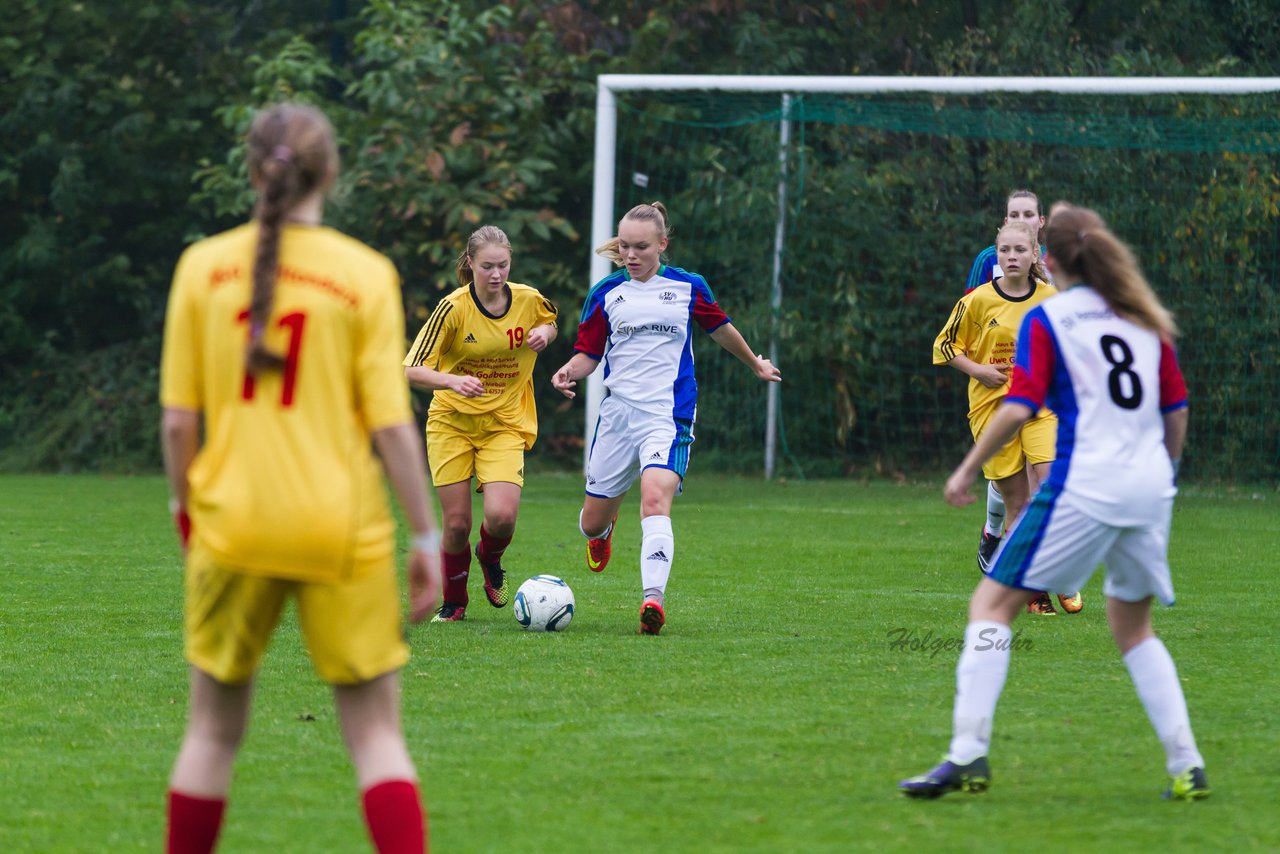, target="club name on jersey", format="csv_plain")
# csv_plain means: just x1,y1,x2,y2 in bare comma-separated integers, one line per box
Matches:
1058,308,1116,331
207,263,358,308
613,321,681,337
